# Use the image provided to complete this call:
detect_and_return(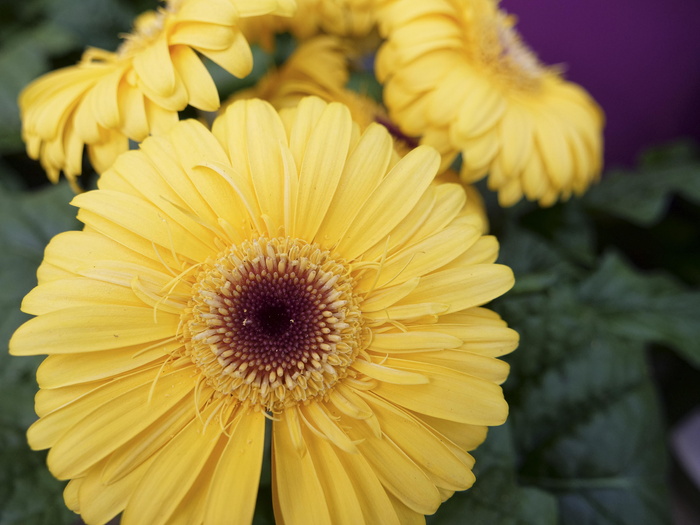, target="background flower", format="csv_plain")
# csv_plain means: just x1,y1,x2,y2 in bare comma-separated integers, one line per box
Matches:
18,0,296,185
376,0,604,207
